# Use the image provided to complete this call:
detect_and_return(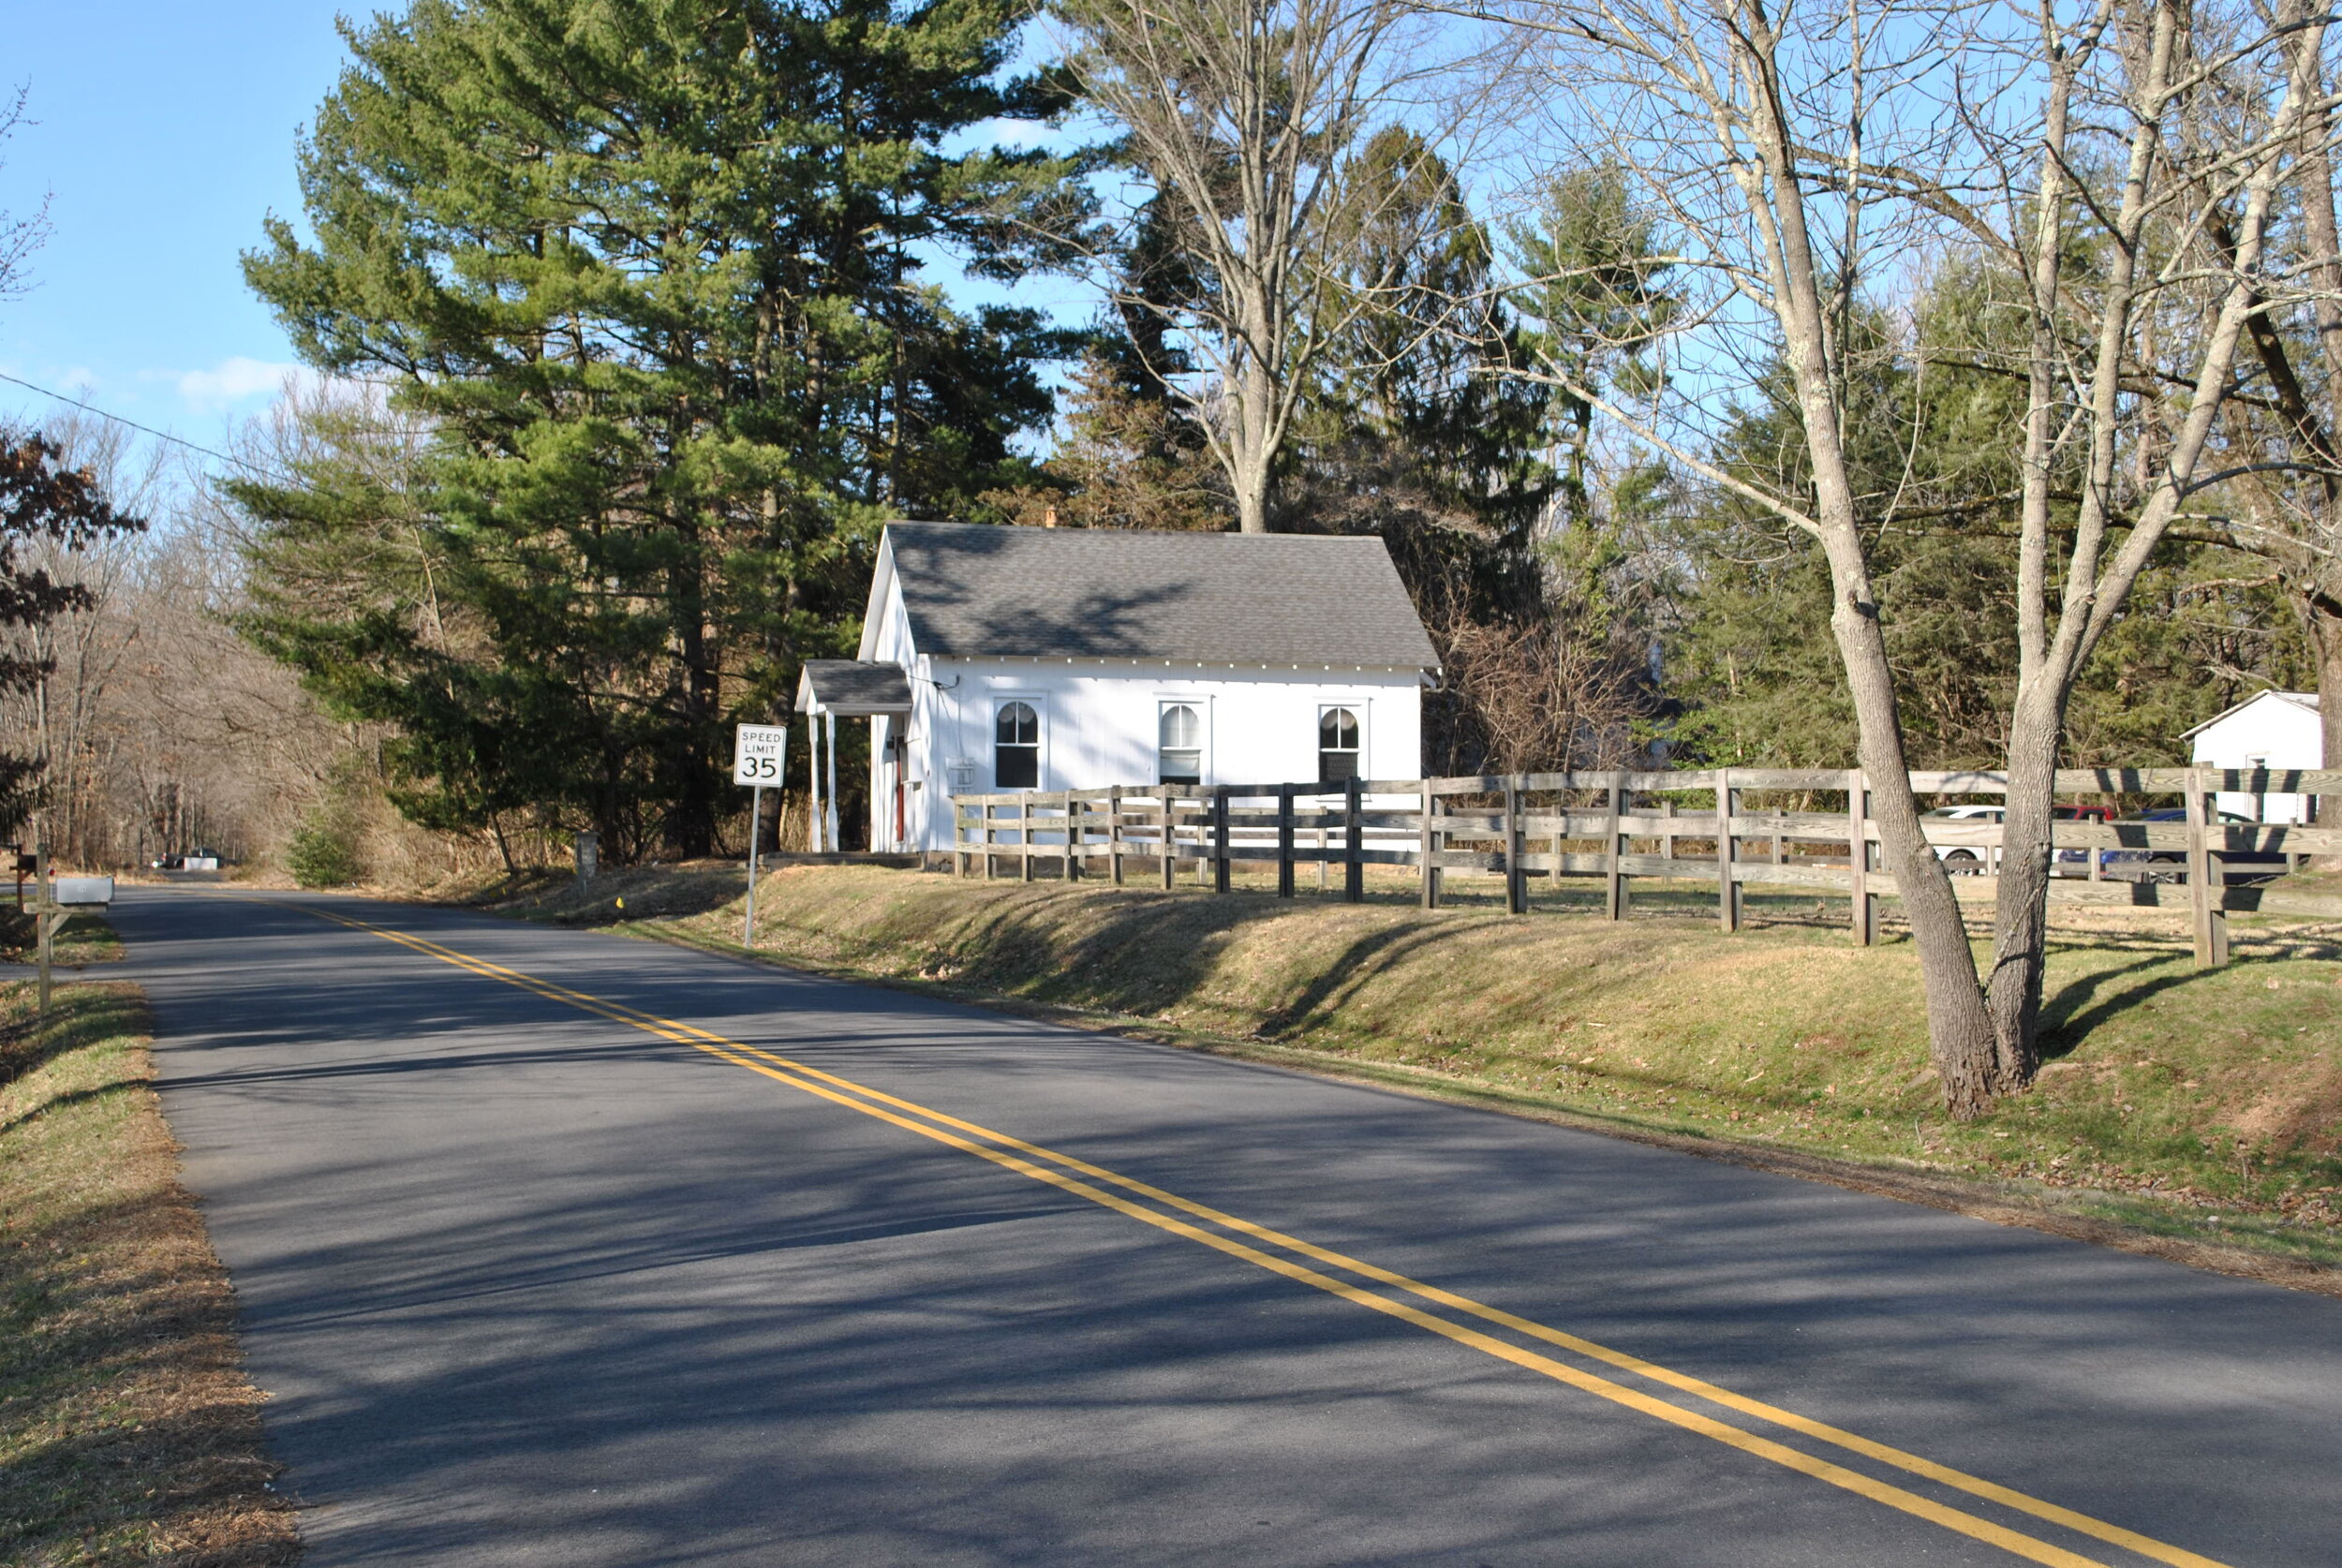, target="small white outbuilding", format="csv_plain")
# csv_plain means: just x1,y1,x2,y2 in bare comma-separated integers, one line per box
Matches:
795,521,1441,852
2183,689,2324,821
